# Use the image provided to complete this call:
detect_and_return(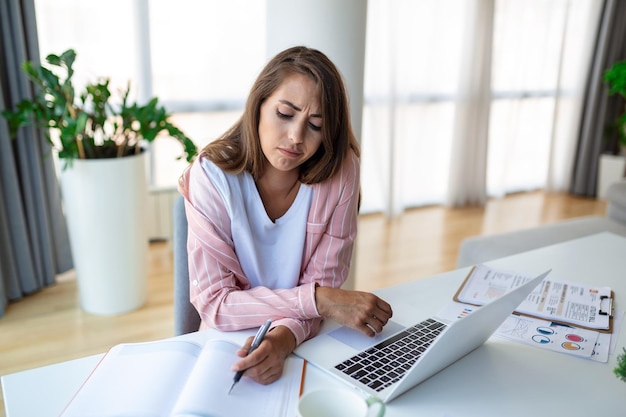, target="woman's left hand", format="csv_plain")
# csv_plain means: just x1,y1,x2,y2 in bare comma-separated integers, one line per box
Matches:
231,325,297,385
314,287,393,337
